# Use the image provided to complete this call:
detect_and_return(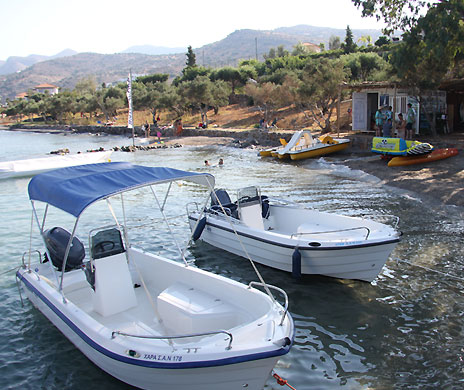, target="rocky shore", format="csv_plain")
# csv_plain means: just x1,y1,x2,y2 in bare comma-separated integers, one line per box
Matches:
3,124,463,209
